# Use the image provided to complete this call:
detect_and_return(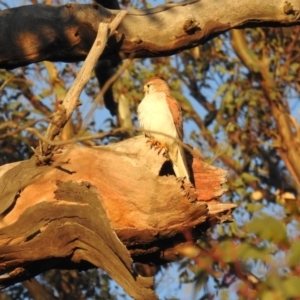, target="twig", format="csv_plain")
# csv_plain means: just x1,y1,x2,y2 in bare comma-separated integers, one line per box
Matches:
27,126,200,159
38,10,127,157
27,127,131,146
0,117,51,139
0,75,15,92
